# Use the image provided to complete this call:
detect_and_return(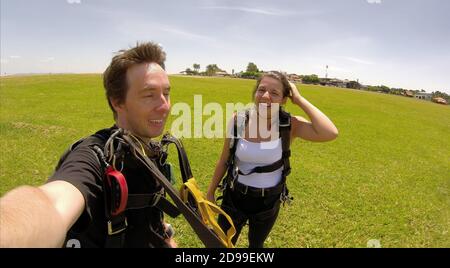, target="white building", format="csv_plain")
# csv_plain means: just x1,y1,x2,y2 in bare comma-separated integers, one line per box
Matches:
414,92,432,100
